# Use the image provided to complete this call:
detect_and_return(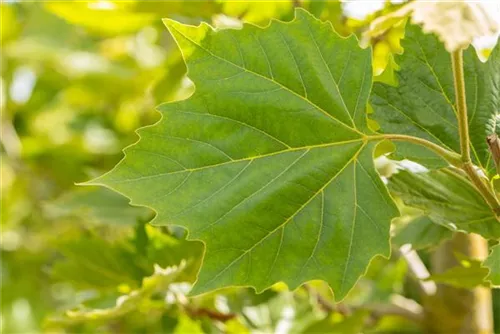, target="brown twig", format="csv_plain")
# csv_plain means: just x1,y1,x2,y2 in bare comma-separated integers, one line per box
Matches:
185,306,236,322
